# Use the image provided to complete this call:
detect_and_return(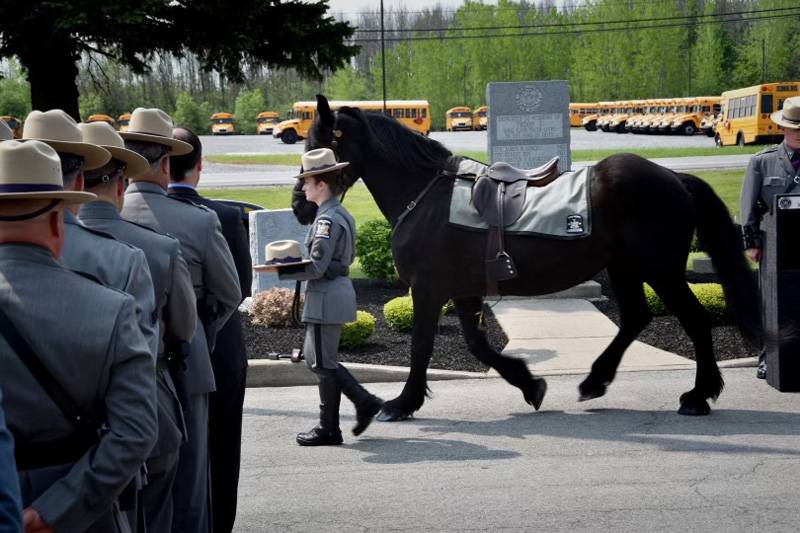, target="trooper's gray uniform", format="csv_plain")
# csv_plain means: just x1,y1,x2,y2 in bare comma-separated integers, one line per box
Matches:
121,180,240,533
740,141,800,370
280,196,357,368
0,244,157,532
60,211,158,356
79,199,197,532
